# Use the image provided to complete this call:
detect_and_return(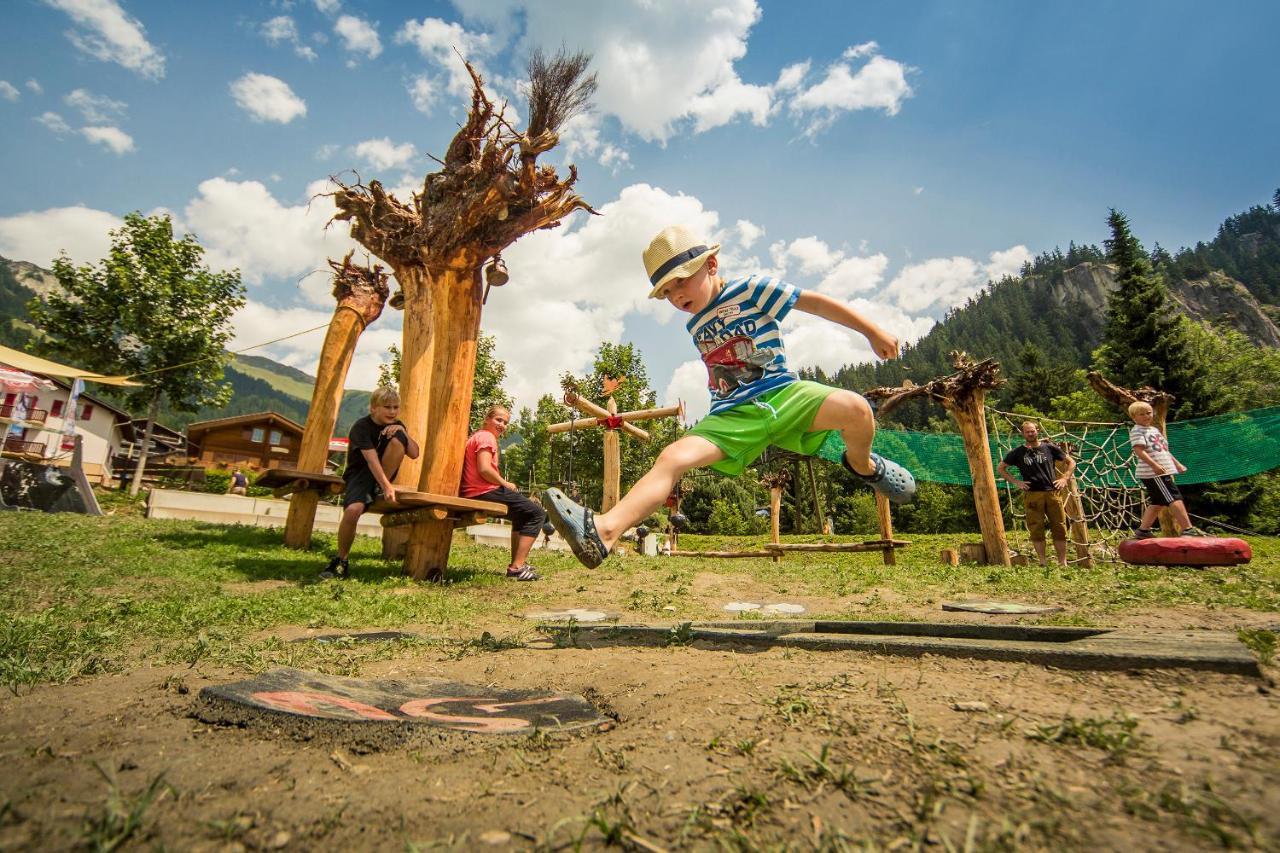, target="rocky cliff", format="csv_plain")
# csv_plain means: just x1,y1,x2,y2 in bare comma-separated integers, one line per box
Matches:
1040,262,1280,347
